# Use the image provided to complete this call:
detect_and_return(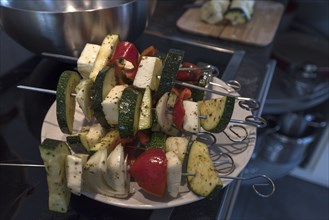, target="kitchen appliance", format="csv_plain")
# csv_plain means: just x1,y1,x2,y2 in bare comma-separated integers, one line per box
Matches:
0,0,156,57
